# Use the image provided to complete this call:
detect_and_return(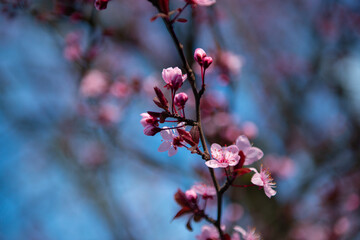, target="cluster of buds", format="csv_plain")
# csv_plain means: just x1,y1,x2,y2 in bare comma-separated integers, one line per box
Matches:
194,48,213,88
141,61,202,156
